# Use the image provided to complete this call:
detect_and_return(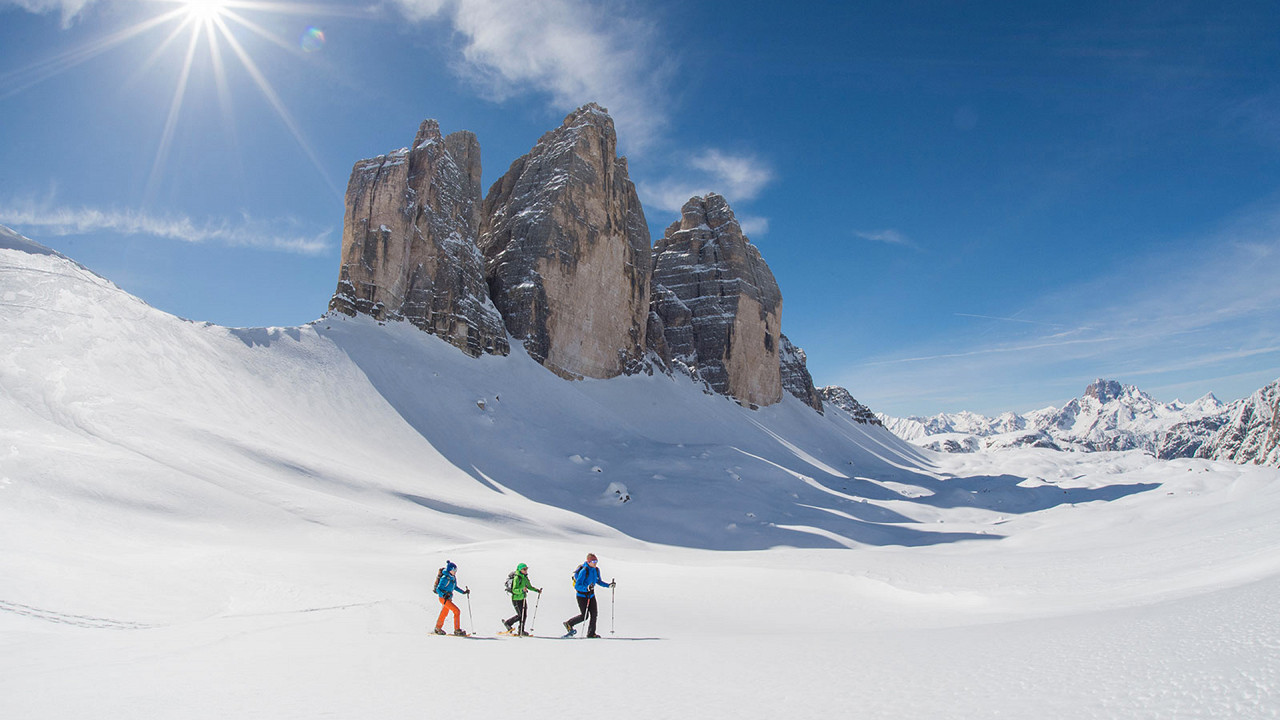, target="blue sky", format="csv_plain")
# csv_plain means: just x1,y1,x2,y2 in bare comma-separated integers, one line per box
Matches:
2,0,1279,416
